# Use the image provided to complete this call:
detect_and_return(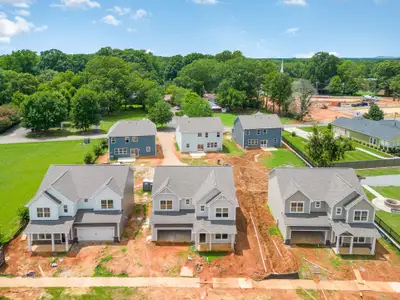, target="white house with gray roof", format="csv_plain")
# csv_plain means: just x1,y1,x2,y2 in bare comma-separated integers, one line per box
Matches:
176,117,224,153
268,168,380,255
150,166,238,251
24,165,134,252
